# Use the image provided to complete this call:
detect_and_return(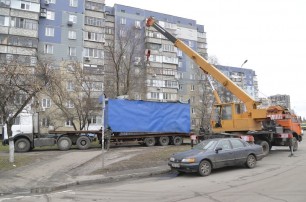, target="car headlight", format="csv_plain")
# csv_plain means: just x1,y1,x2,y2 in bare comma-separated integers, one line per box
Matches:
170,157,175,162
181,158,196,163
